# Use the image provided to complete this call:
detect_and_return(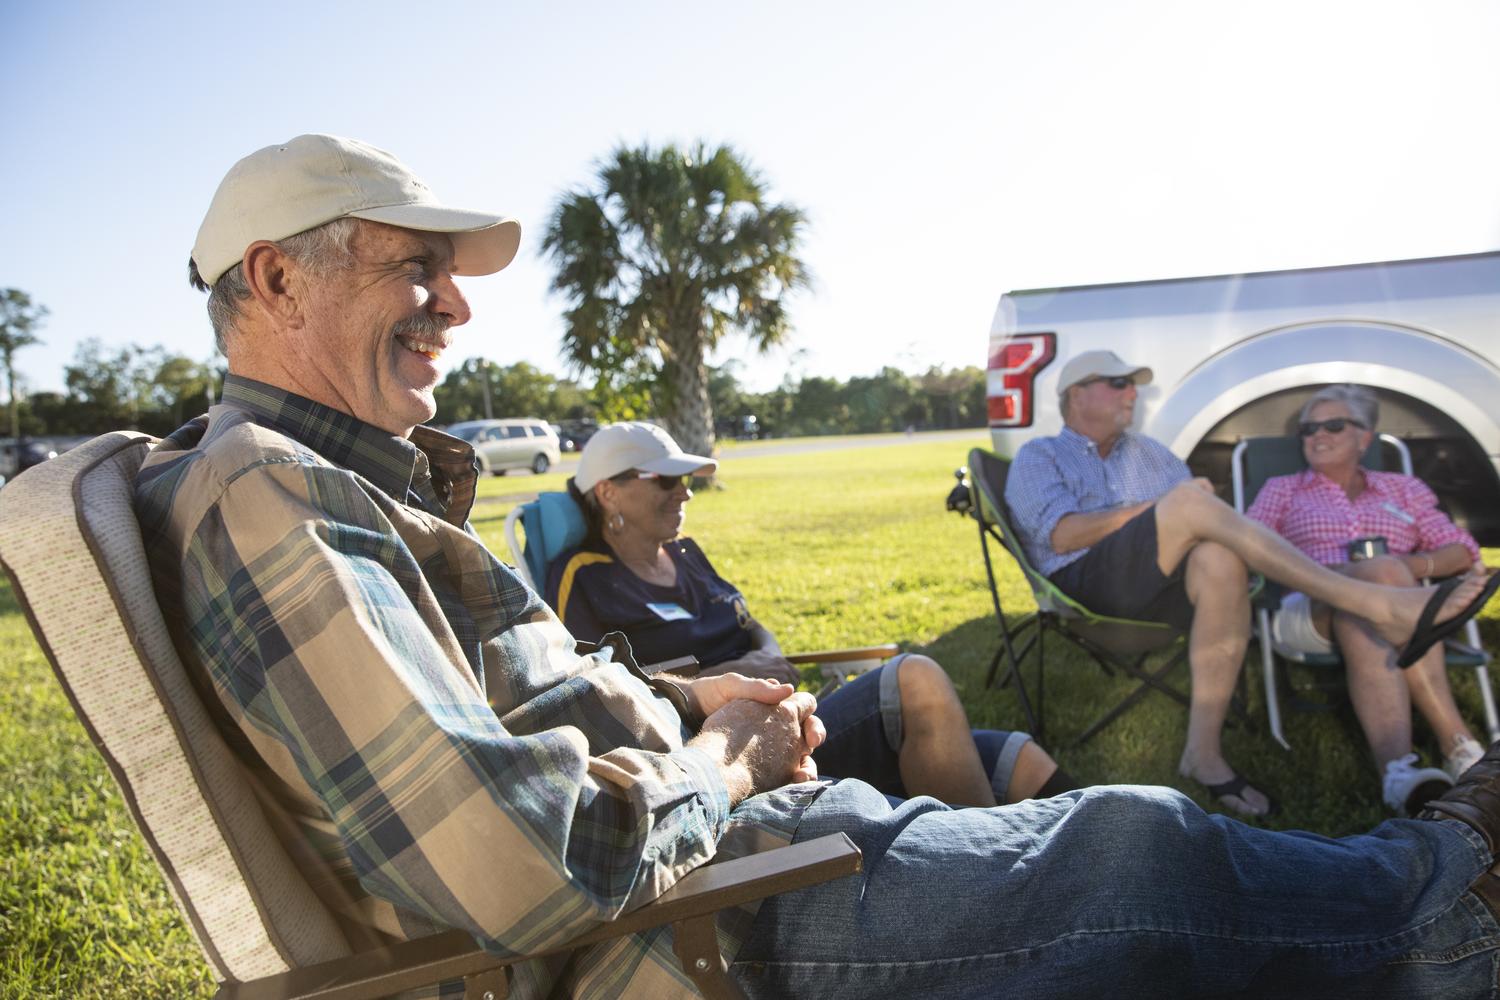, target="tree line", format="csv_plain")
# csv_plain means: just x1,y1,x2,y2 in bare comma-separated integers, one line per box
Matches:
432,358,987,438
0,320,984,442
